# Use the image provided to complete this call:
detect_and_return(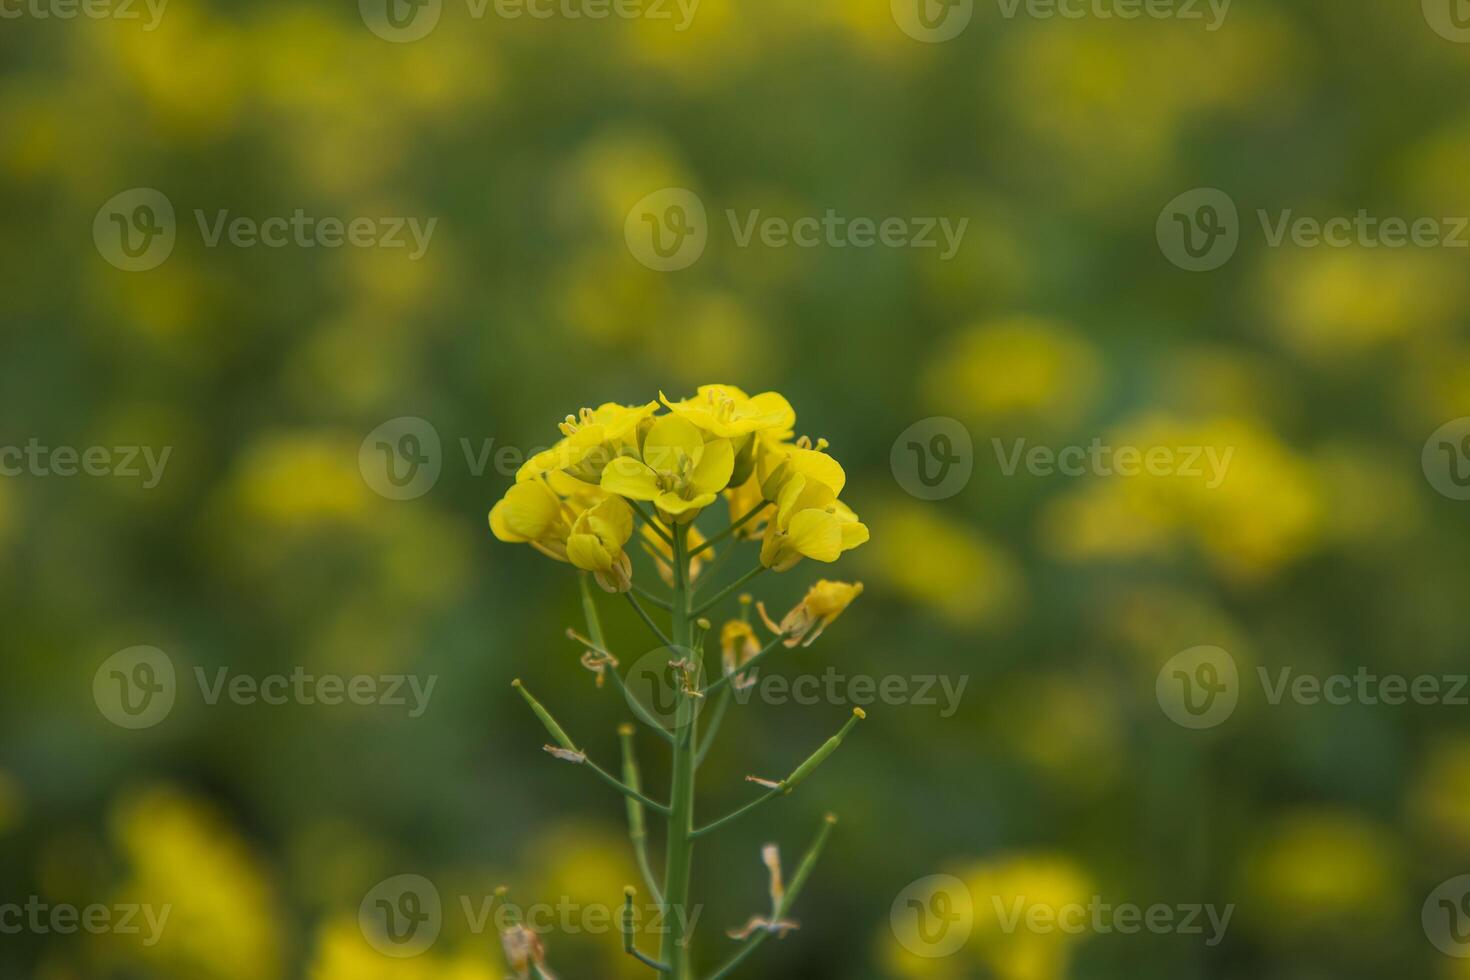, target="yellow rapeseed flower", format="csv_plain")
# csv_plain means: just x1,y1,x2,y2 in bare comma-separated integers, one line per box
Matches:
600,414,735,523
759,580,863,646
